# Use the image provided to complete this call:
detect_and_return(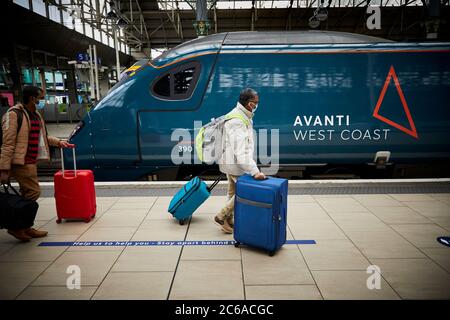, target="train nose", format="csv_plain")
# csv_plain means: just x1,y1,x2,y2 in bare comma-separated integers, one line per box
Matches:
63,118,95,171
68,120,85,142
